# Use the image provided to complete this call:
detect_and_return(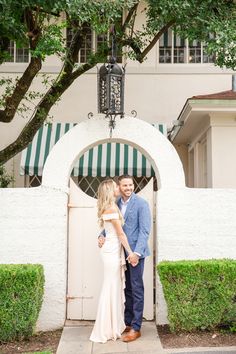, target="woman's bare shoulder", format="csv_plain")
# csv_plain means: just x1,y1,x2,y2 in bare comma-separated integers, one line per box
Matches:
102,207,120,221
103,207,118,214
